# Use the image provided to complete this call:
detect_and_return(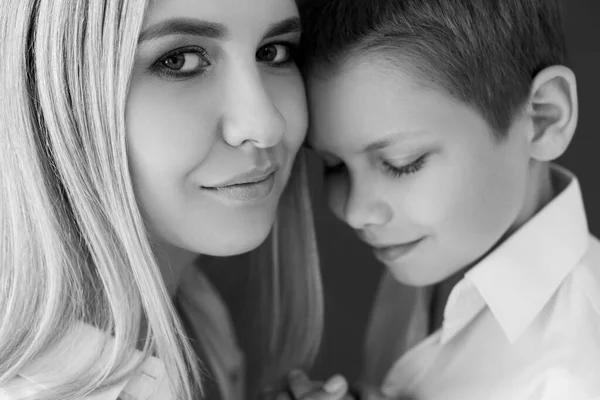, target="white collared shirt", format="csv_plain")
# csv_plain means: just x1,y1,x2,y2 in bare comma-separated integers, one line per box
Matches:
0,322,175,400
0,267,244,400
362,166,600,400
